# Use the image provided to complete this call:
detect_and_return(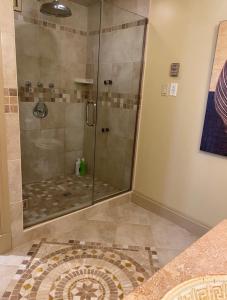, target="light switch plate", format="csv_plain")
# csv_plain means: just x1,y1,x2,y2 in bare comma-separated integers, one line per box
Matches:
169,83,178,96
161,84,169,96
